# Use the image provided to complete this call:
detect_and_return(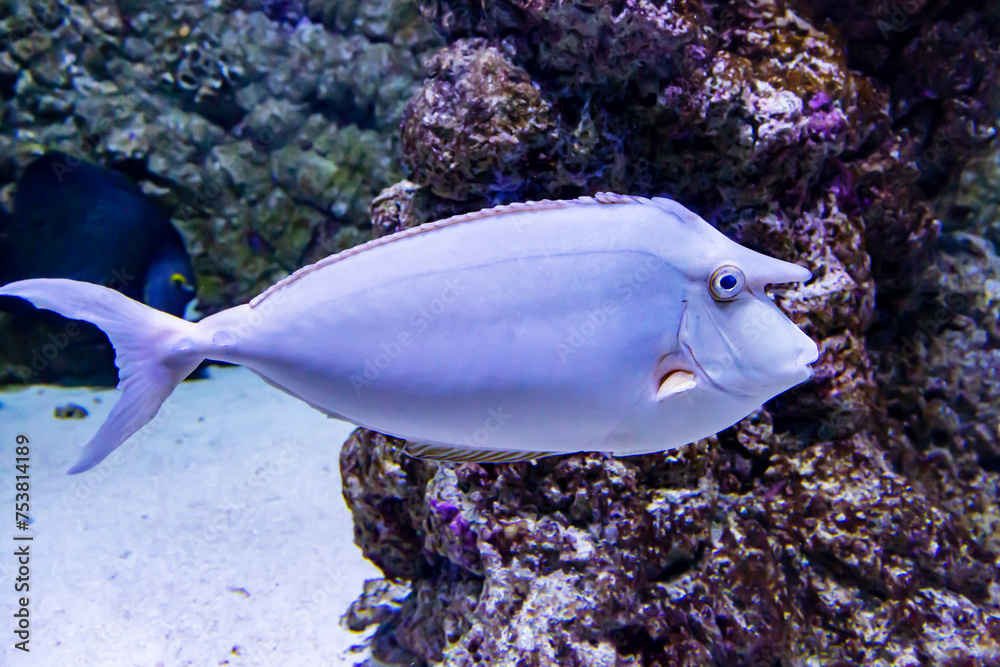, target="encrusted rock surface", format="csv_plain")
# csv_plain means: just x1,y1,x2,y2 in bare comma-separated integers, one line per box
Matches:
342,1,1000,665
871,142,1000,560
